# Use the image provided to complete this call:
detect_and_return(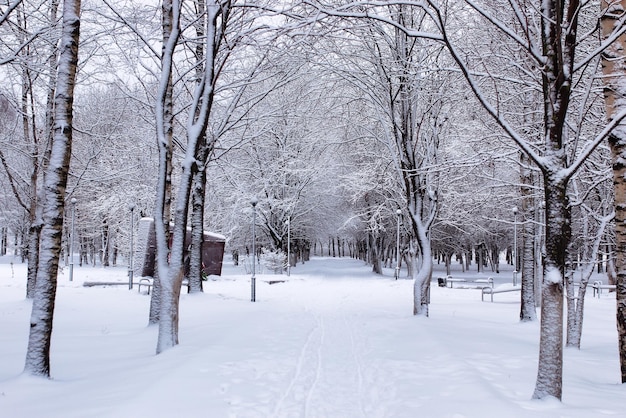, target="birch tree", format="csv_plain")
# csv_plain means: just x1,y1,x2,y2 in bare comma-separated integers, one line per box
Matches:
23,0,81,377
600,0,626,383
